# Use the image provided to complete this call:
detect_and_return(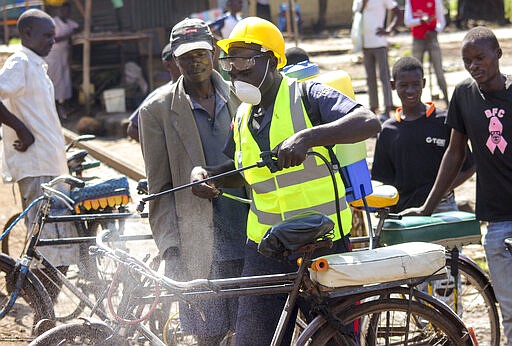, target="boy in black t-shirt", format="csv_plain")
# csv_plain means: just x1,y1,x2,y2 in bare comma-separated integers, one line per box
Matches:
402,27,512,344
372,56,475,213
